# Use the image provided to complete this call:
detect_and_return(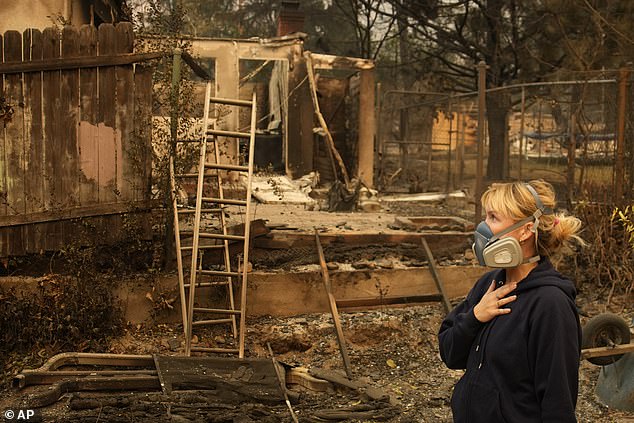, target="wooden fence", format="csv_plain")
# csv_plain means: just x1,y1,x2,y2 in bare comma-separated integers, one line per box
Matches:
0,23,157,257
